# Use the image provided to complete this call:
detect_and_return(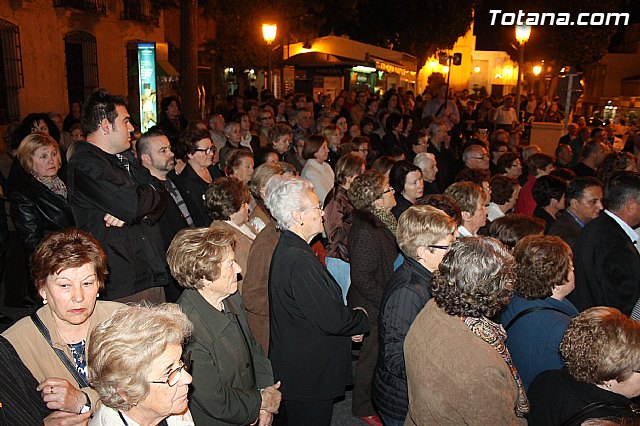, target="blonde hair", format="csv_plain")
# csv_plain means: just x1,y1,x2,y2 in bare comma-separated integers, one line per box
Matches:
166,226,235,290
16,133,60,173
397,205,456,259
88,303,192,410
